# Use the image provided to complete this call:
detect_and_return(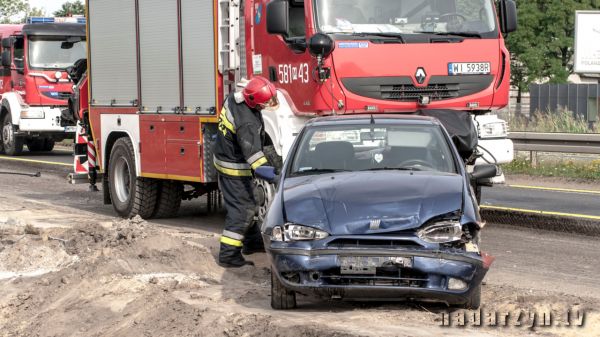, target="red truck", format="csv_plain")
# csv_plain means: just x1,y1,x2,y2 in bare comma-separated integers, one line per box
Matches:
0,17,86,155
71,0,517,218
